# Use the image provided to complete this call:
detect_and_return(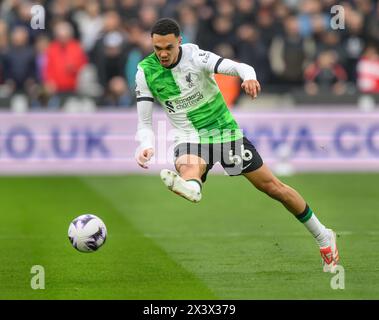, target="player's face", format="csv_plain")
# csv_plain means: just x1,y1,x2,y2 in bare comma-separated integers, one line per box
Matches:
152,33,182,68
